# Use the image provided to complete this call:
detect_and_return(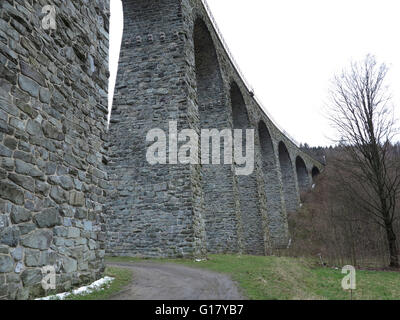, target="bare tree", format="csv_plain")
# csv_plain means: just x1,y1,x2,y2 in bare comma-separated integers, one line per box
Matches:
328,55,400,268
